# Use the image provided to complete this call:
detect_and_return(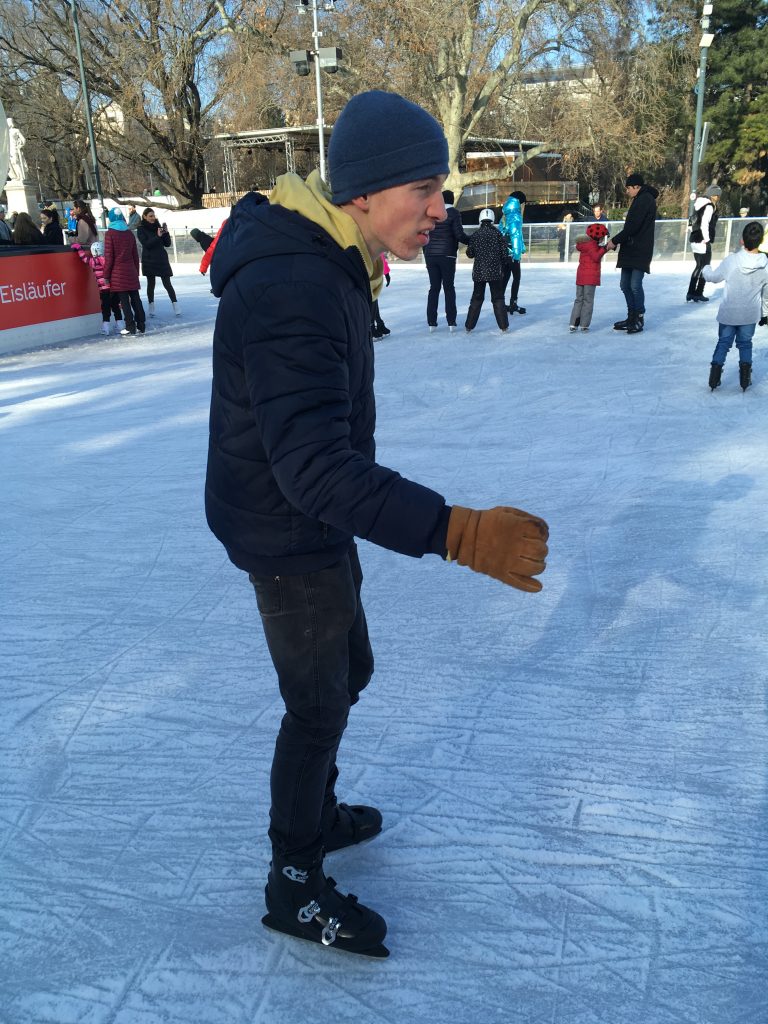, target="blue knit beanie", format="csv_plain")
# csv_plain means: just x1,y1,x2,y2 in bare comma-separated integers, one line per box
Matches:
328,90,449,205
108,207,129,231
